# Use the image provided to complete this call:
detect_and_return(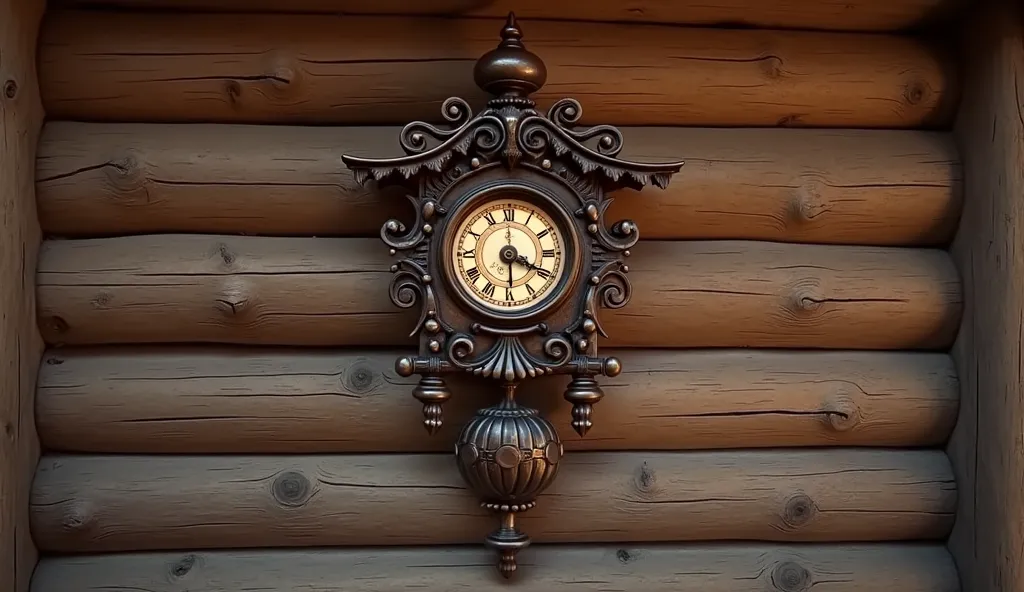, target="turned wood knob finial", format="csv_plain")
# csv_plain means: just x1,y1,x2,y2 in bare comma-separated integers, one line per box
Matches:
474,12,547,99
